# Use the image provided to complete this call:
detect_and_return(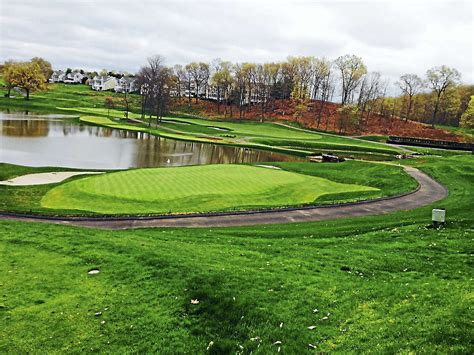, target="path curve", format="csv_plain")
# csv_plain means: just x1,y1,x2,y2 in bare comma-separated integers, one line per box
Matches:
0,167,447,230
